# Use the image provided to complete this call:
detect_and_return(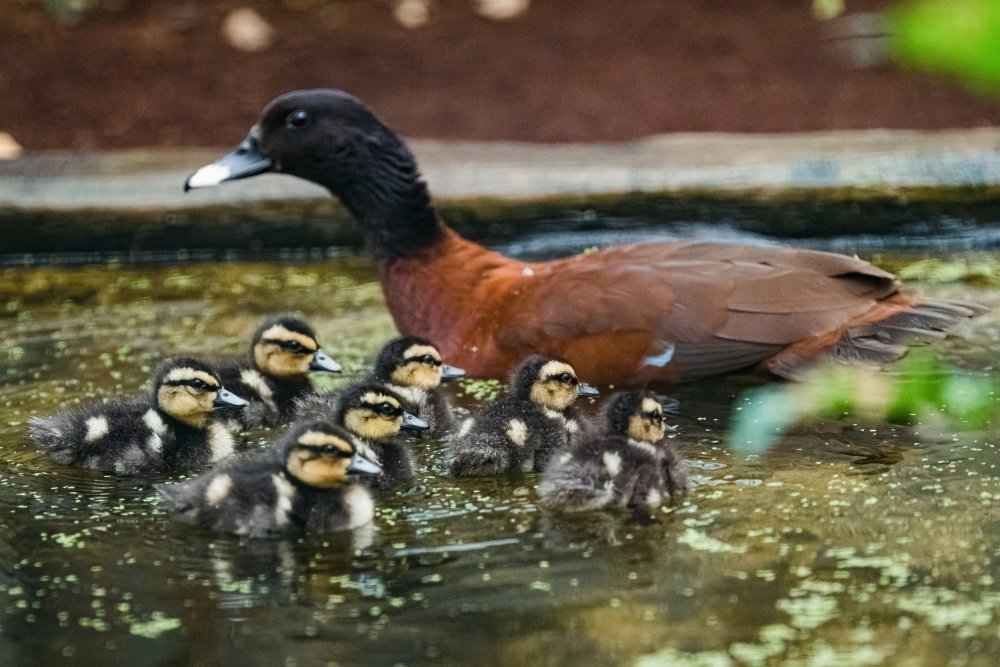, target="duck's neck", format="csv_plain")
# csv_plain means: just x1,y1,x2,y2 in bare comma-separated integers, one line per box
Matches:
325,143,444,261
